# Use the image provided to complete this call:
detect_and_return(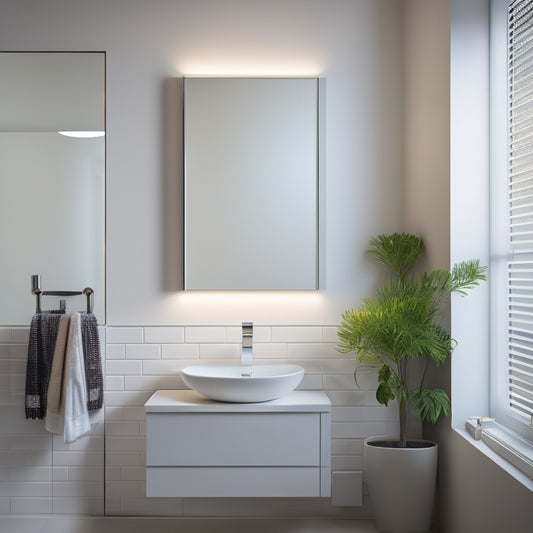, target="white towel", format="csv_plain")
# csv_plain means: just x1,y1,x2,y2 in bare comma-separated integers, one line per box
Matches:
45,315,70,434
45,313,92,443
